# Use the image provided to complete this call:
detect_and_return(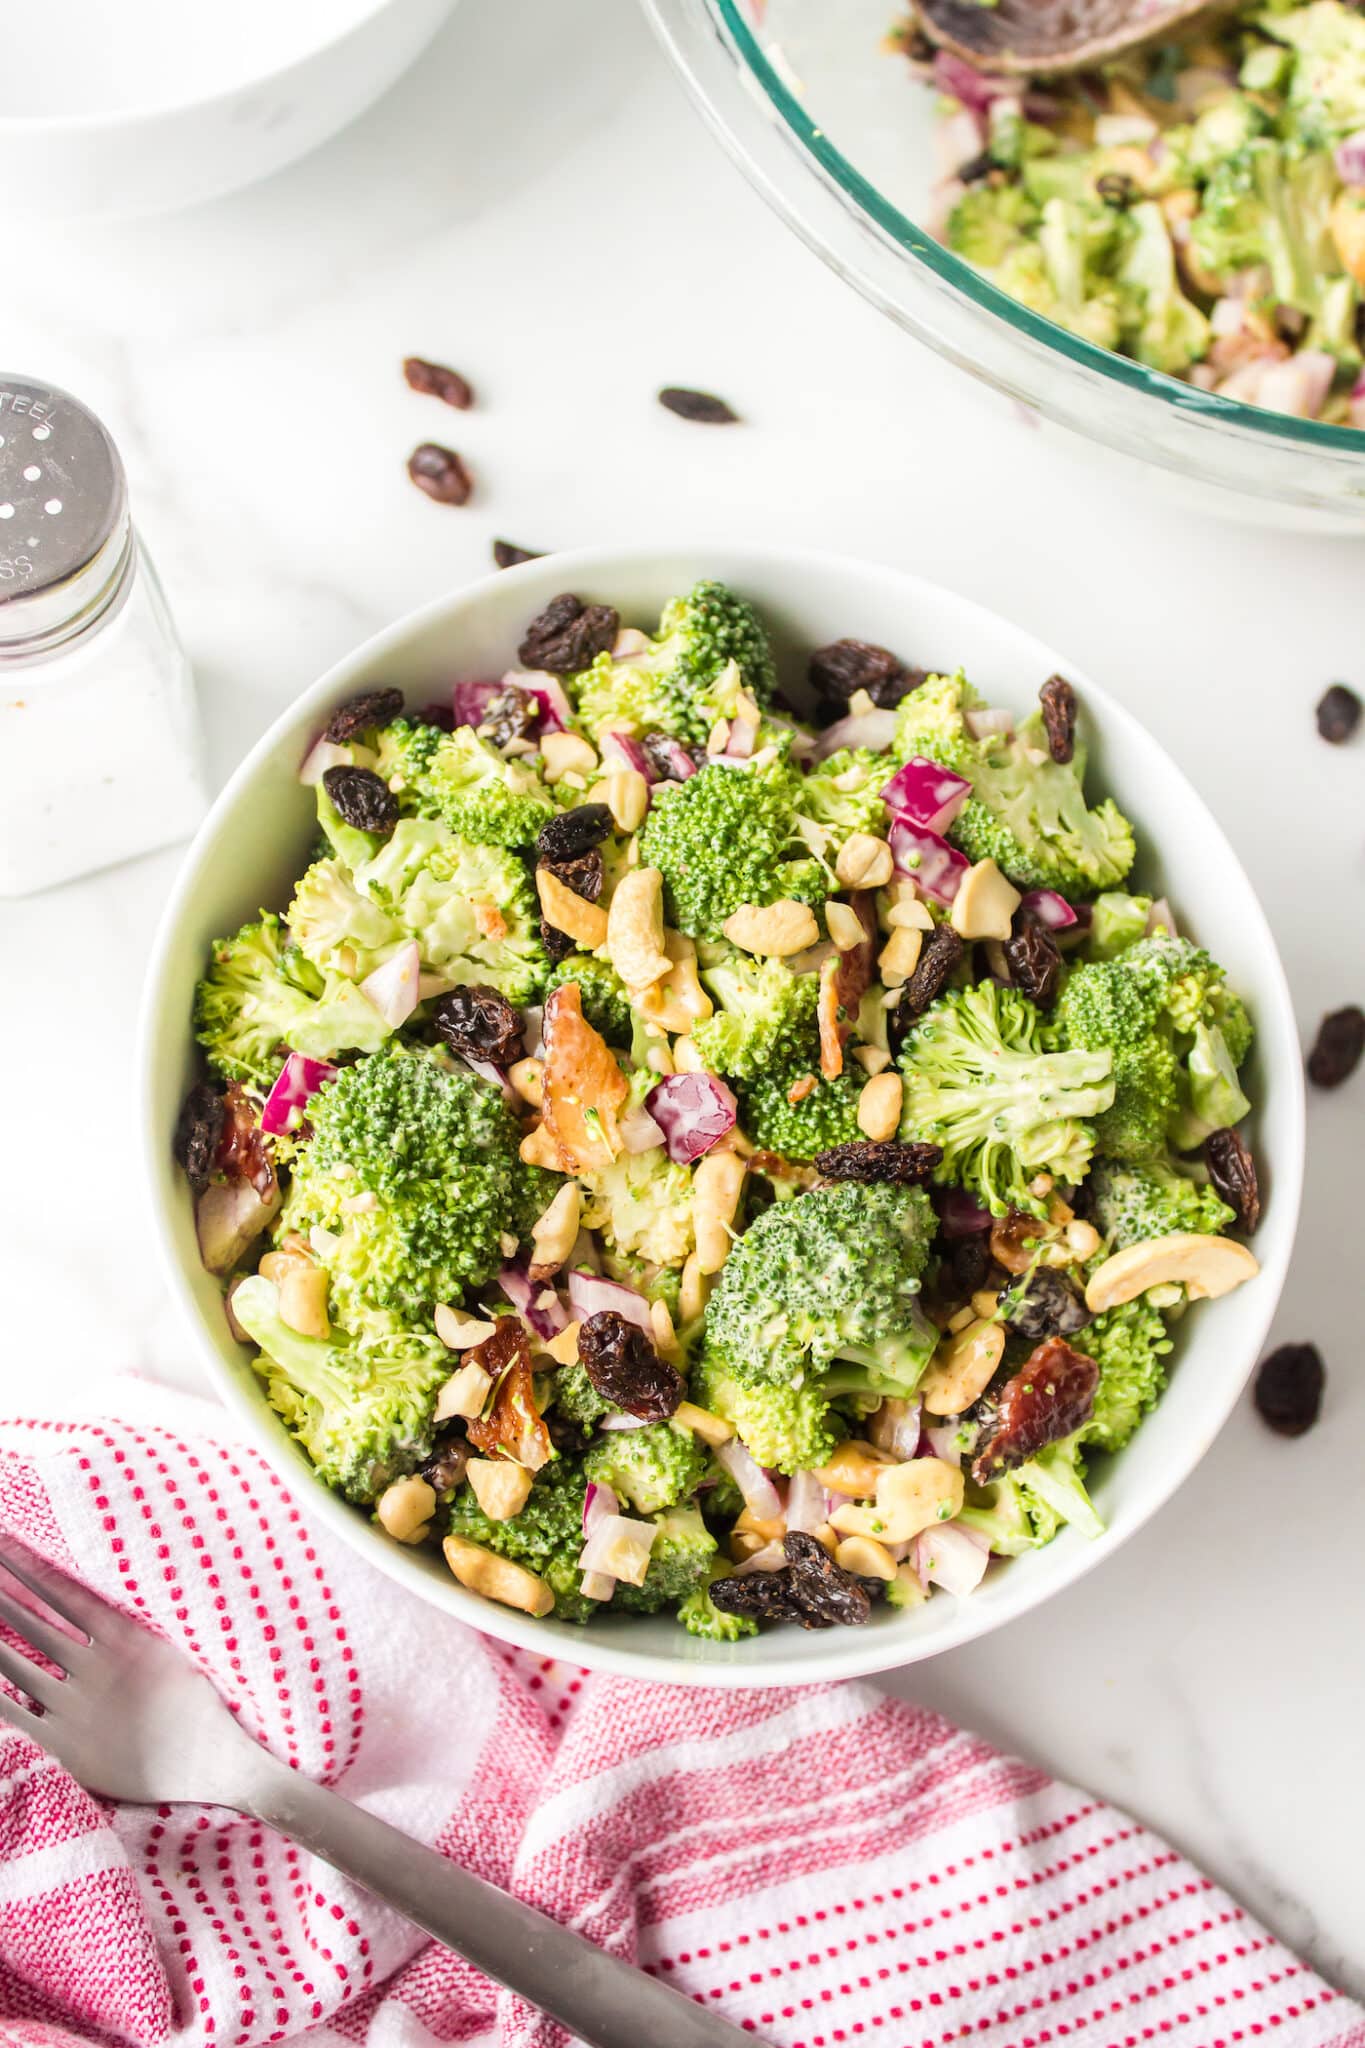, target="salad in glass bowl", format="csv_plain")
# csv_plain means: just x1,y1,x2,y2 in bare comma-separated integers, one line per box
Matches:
173,578,1264,1641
